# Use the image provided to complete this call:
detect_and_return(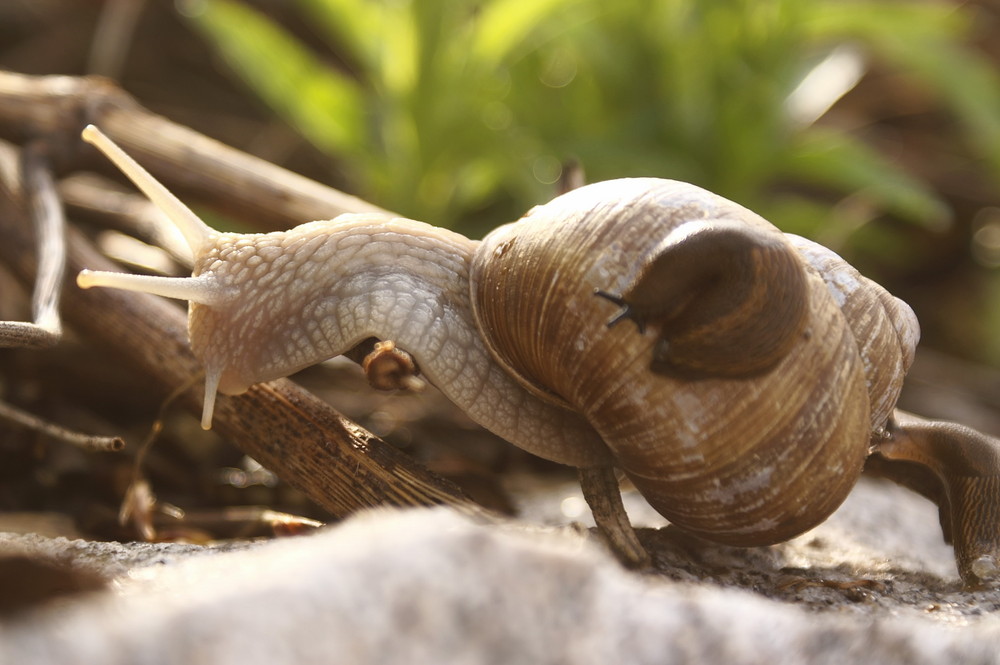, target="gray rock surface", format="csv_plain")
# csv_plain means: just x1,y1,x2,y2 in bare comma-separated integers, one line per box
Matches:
0,477,998,665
